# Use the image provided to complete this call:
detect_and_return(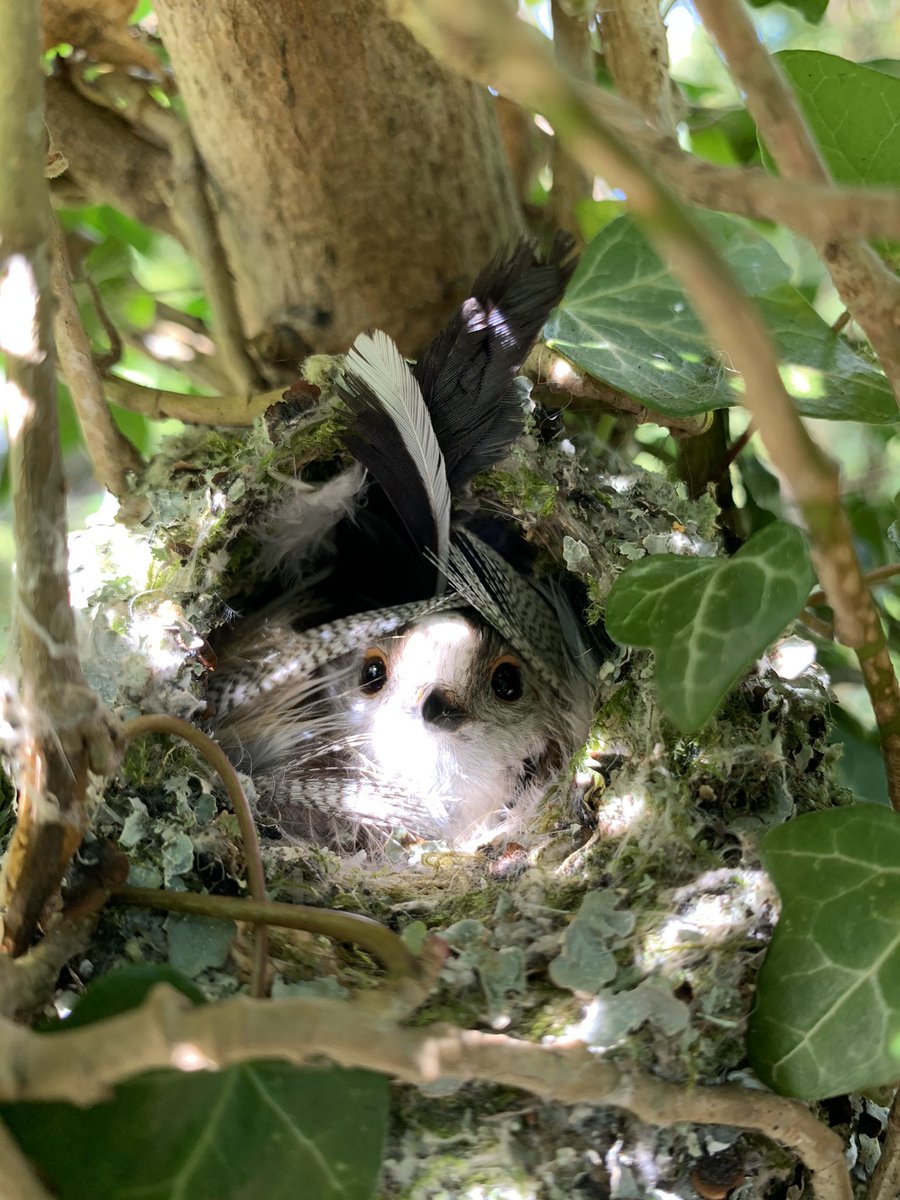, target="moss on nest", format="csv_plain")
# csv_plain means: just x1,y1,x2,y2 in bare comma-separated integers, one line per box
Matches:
55,387,844,1197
